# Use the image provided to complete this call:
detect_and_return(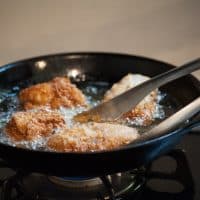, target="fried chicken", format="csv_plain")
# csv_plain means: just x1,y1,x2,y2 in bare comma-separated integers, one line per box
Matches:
103,74,158,126
5,109,65,141
19,77,86,110
47,122,139,152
